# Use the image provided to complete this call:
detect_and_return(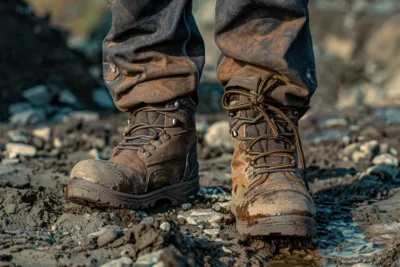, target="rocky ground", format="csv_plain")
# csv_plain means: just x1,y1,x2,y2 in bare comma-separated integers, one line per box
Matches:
1,105,400,266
